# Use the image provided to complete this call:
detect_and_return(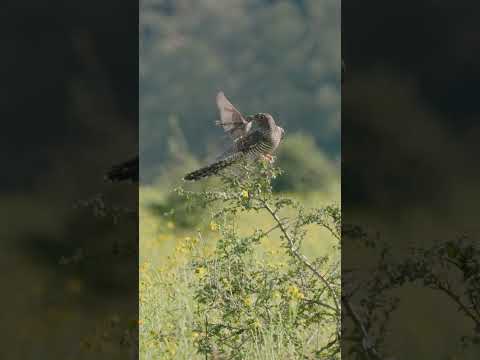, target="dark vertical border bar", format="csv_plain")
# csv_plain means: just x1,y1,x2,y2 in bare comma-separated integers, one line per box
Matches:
1,1,139,358
343,2,480,359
